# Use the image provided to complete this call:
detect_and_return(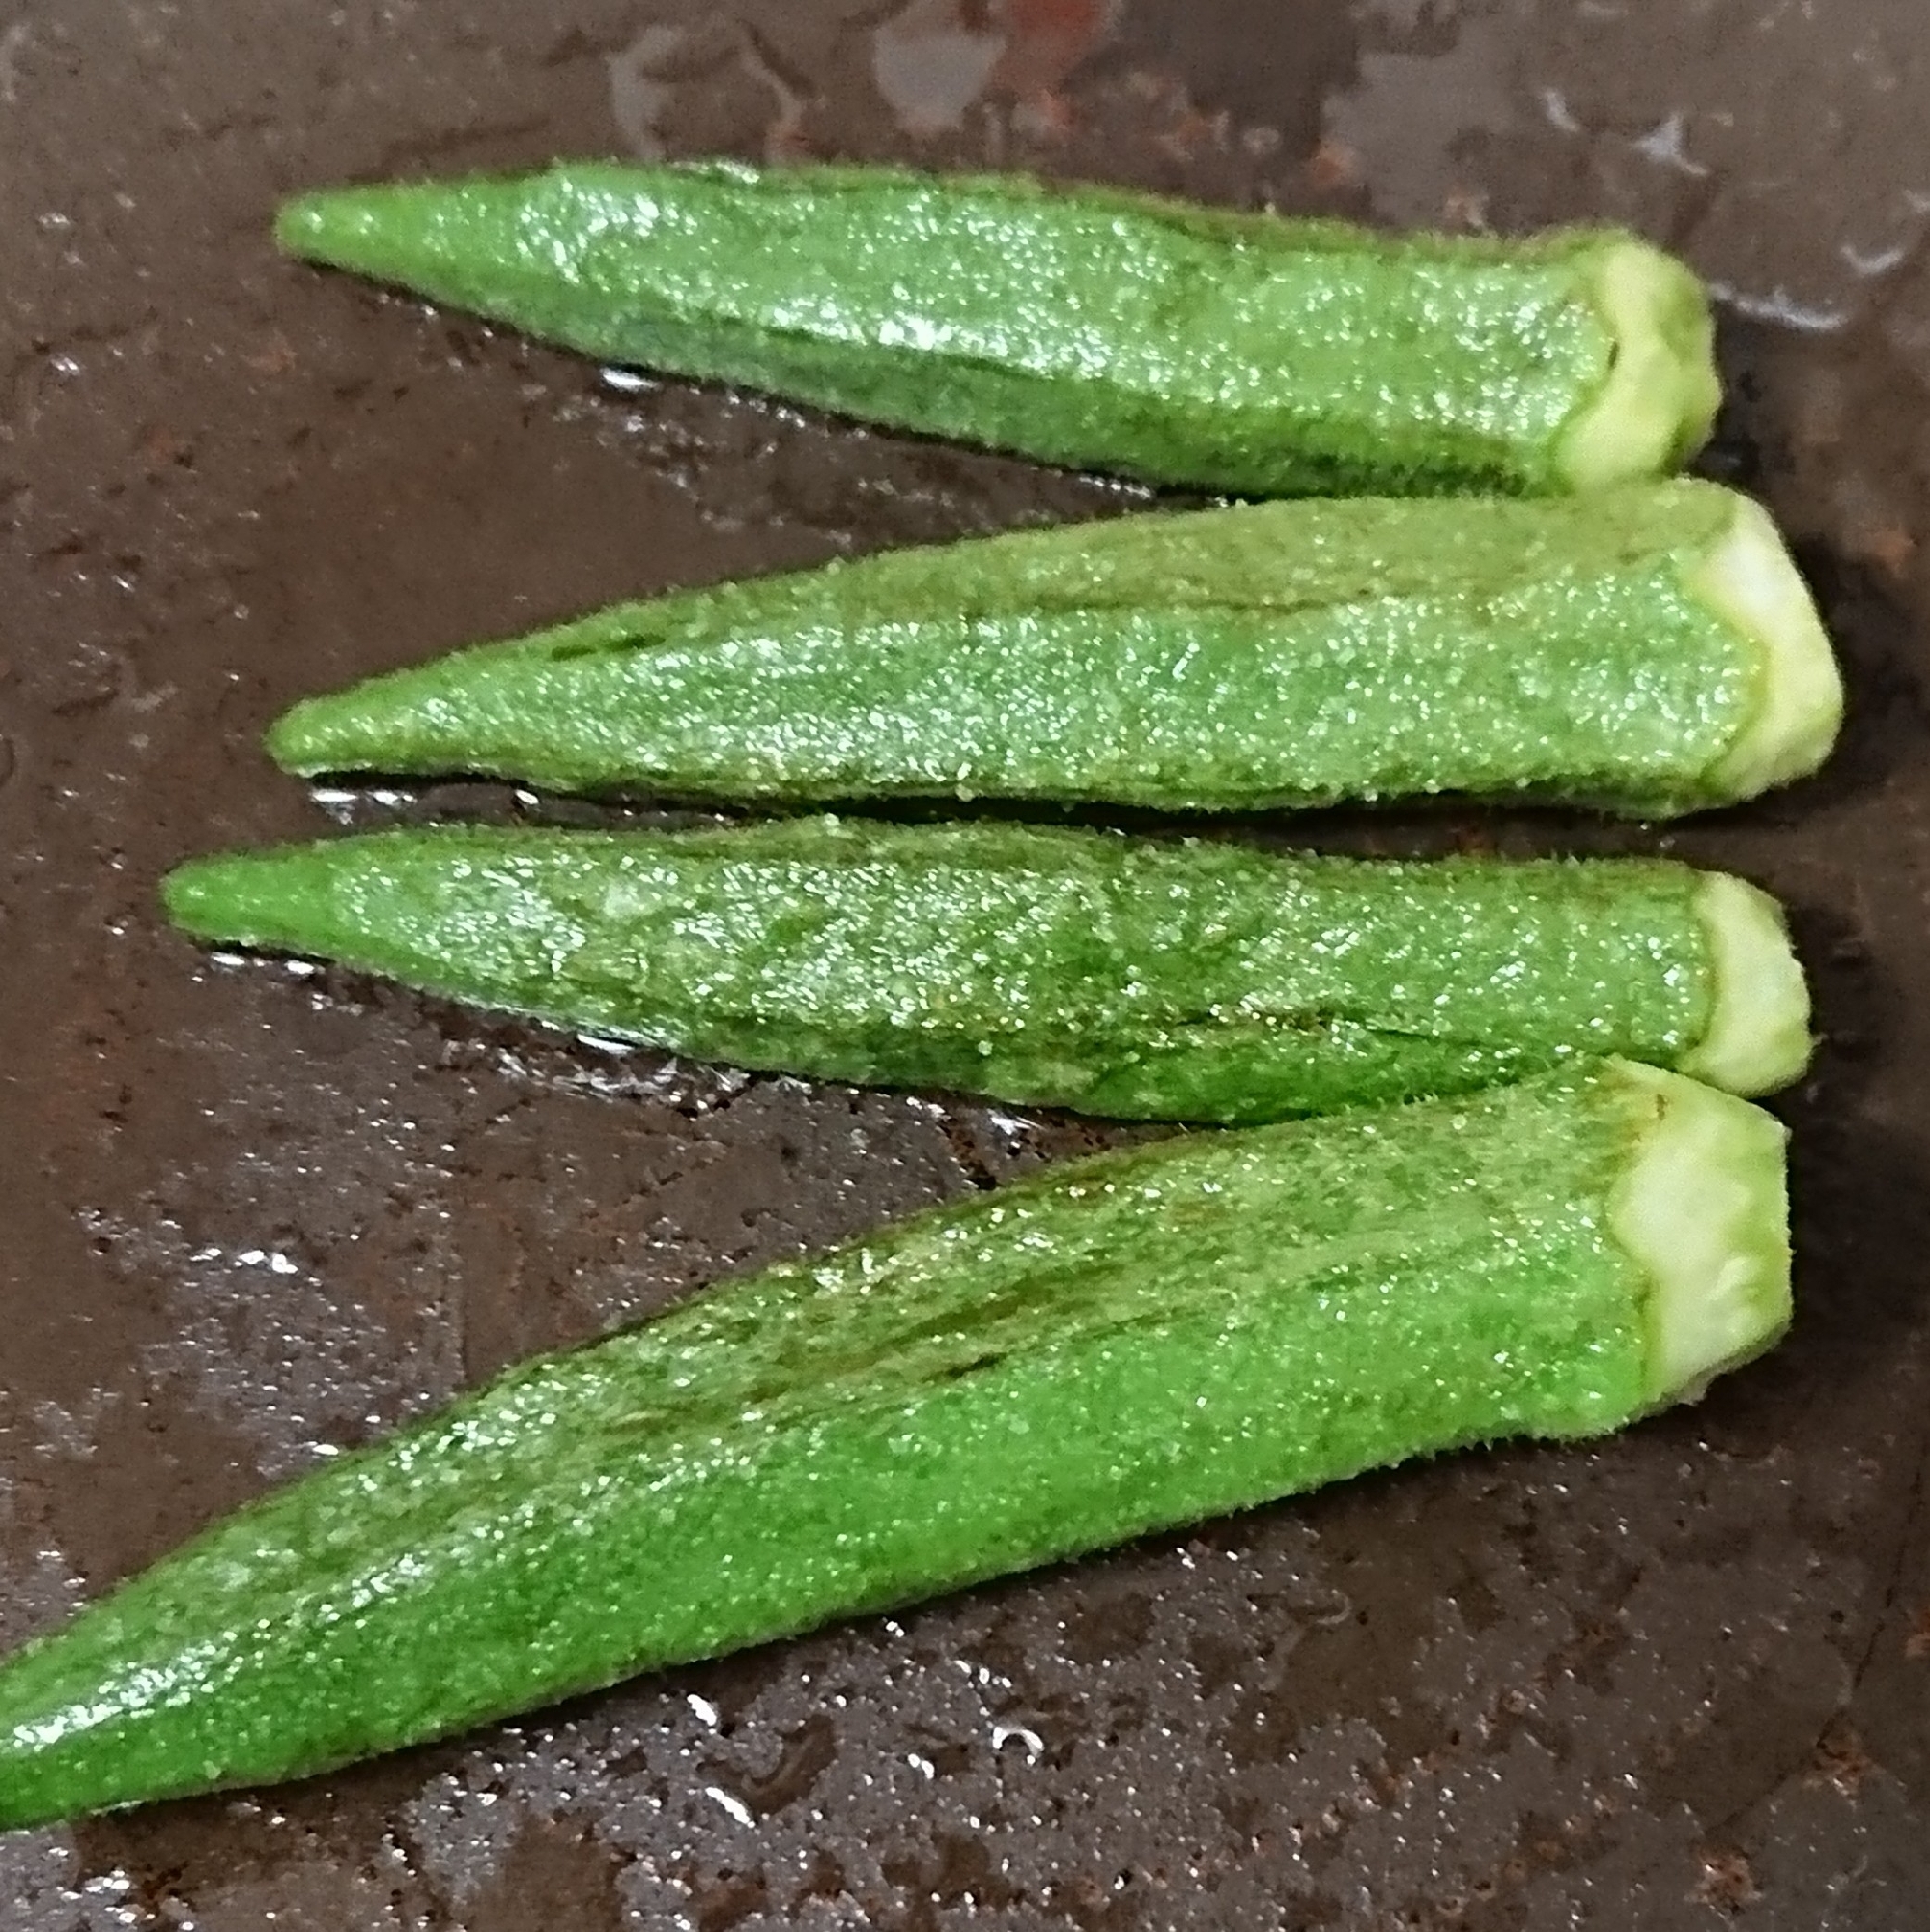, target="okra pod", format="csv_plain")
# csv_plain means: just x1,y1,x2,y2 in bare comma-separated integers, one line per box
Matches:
268,481,1842,820
275,162,1720,497
0,1061,1789,1826
163,819,1812,1120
